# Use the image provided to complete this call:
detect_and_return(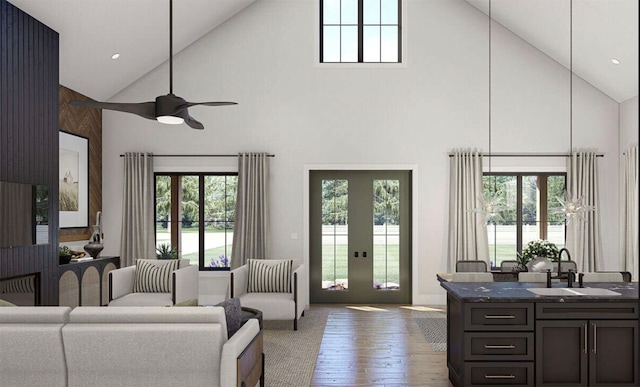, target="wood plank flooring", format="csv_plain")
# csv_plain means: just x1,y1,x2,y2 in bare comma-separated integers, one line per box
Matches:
310,305,453,387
